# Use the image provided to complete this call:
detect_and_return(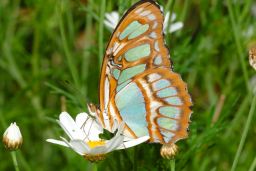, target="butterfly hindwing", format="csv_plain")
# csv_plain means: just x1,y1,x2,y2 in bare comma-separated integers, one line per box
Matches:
107,68,192,143
97,0,192,144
